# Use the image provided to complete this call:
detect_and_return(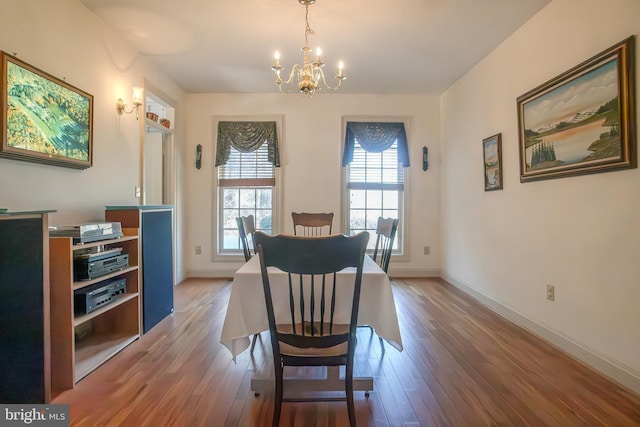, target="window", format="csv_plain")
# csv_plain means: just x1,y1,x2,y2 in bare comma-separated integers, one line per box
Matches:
215,120,280,255
343,121,409,253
